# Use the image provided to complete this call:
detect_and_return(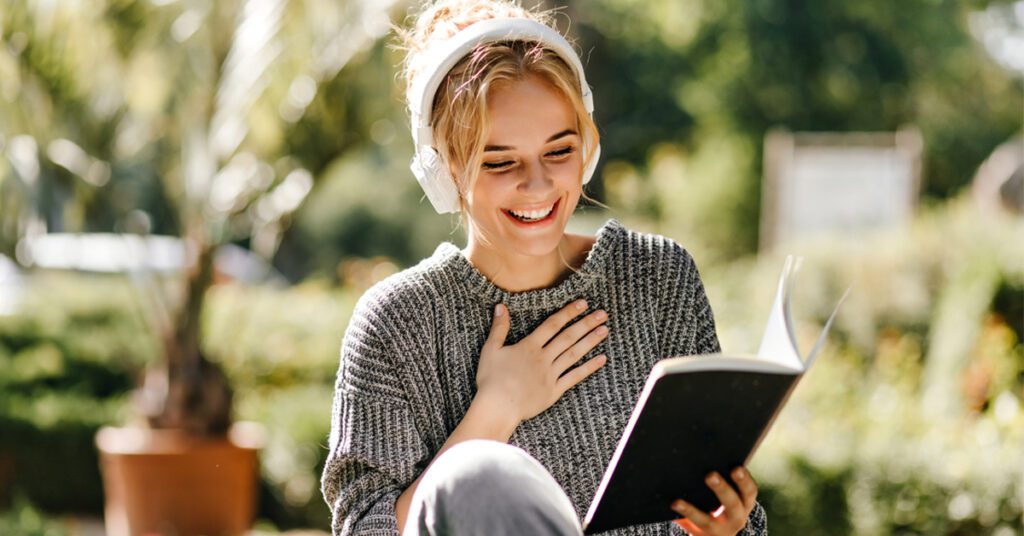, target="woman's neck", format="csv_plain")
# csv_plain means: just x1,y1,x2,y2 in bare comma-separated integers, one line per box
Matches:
463,234,594,293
